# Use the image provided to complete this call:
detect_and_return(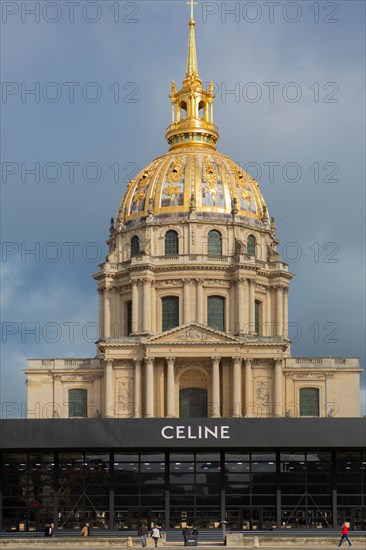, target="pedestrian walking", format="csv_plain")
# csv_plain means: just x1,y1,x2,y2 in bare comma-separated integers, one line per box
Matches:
182,526,189,546
138,522,148,547
44,523,53,537
150,524,161,547
338,522,352,546
81,522,90,537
